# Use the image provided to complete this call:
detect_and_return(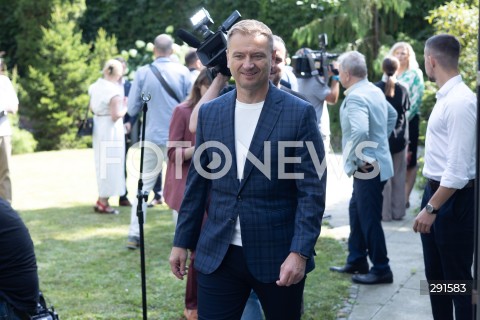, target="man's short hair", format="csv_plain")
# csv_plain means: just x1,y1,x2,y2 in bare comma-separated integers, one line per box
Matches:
185,50,199,66
227,19,273,53
338,51,367,79
272,35,287,59
425,34,460,71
